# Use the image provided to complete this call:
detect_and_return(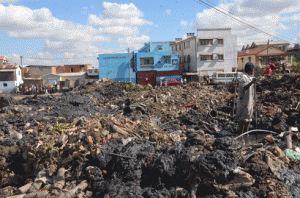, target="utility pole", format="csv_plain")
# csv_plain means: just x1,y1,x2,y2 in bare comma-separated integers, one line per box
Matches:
20,56,23,67
128,48,131,82
266,39,269,67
